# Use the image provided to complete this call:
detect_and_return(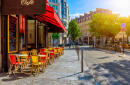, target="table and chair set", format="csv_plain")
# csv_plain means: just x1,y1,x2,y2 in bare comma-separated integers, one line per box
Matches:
8,47,64,76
